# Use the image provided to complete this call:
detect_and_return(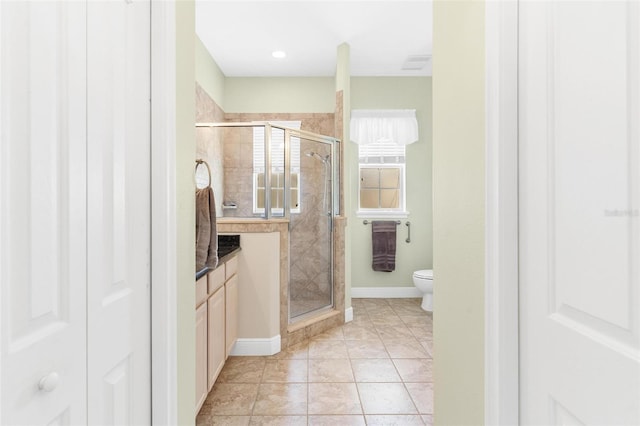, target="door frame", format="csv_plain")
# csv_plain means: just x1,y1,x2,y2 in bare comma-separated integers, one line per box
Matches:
484,1,520,424
150,1,179,424
149,1,525,424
